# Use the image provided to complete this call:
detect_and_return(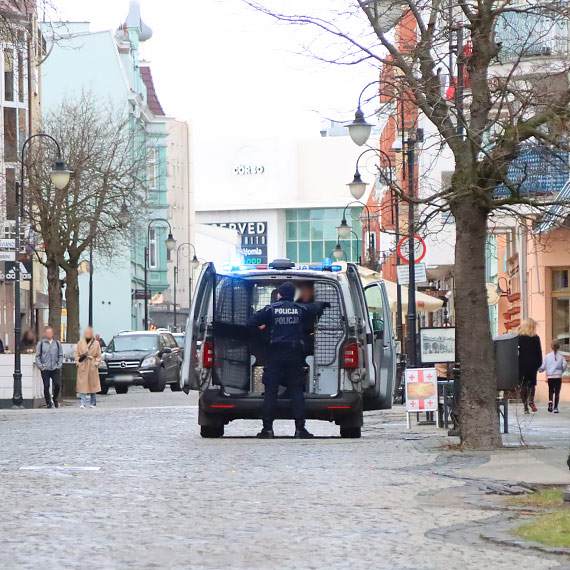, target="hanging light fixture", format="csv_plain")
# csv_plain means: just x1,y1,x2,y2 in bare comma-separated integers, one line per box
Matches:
165,232,177,252
332,243,345,260
191,254,200,270
50,160,72,190
347,171,368,200
347,108,373,147
337,218,351,238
